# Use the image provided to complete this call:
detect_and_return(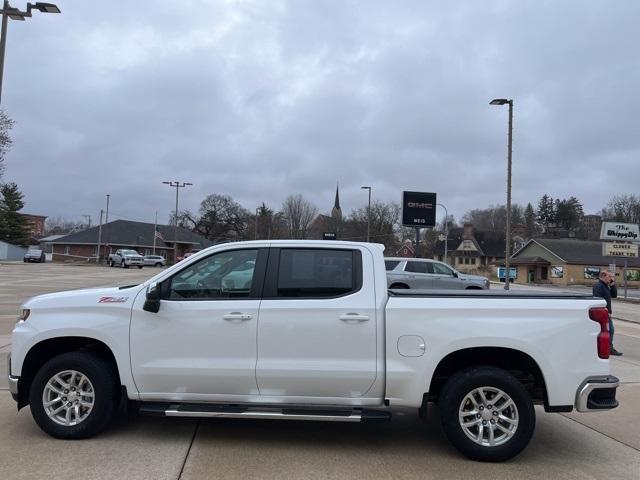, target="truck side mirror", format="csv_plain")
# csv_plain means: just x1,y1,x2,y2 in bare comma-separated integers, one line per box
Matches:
143,282,161,313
